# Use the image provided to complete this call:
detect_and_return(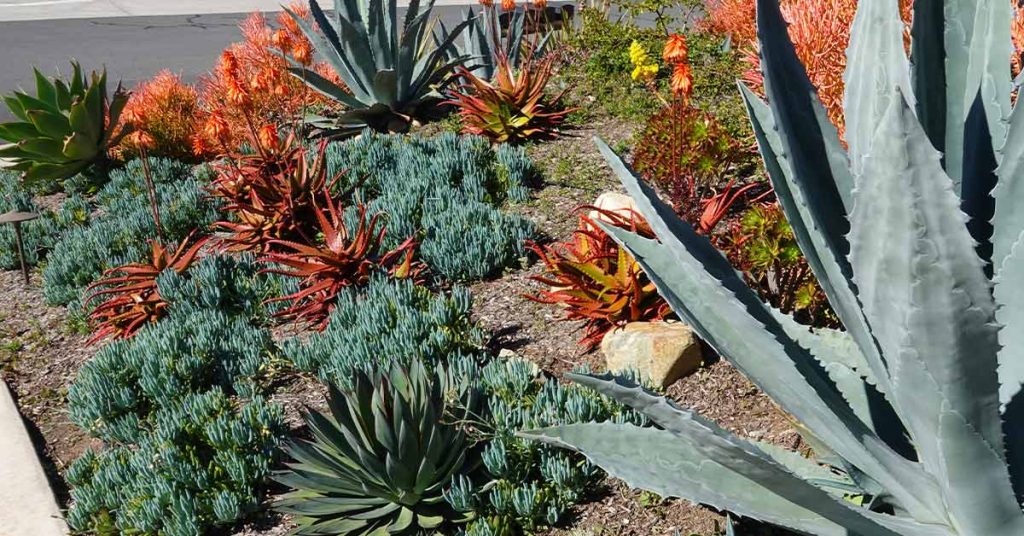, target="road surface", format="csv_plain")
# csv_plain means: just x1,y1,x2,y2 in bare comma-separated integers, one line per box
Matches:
0,0,548,120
